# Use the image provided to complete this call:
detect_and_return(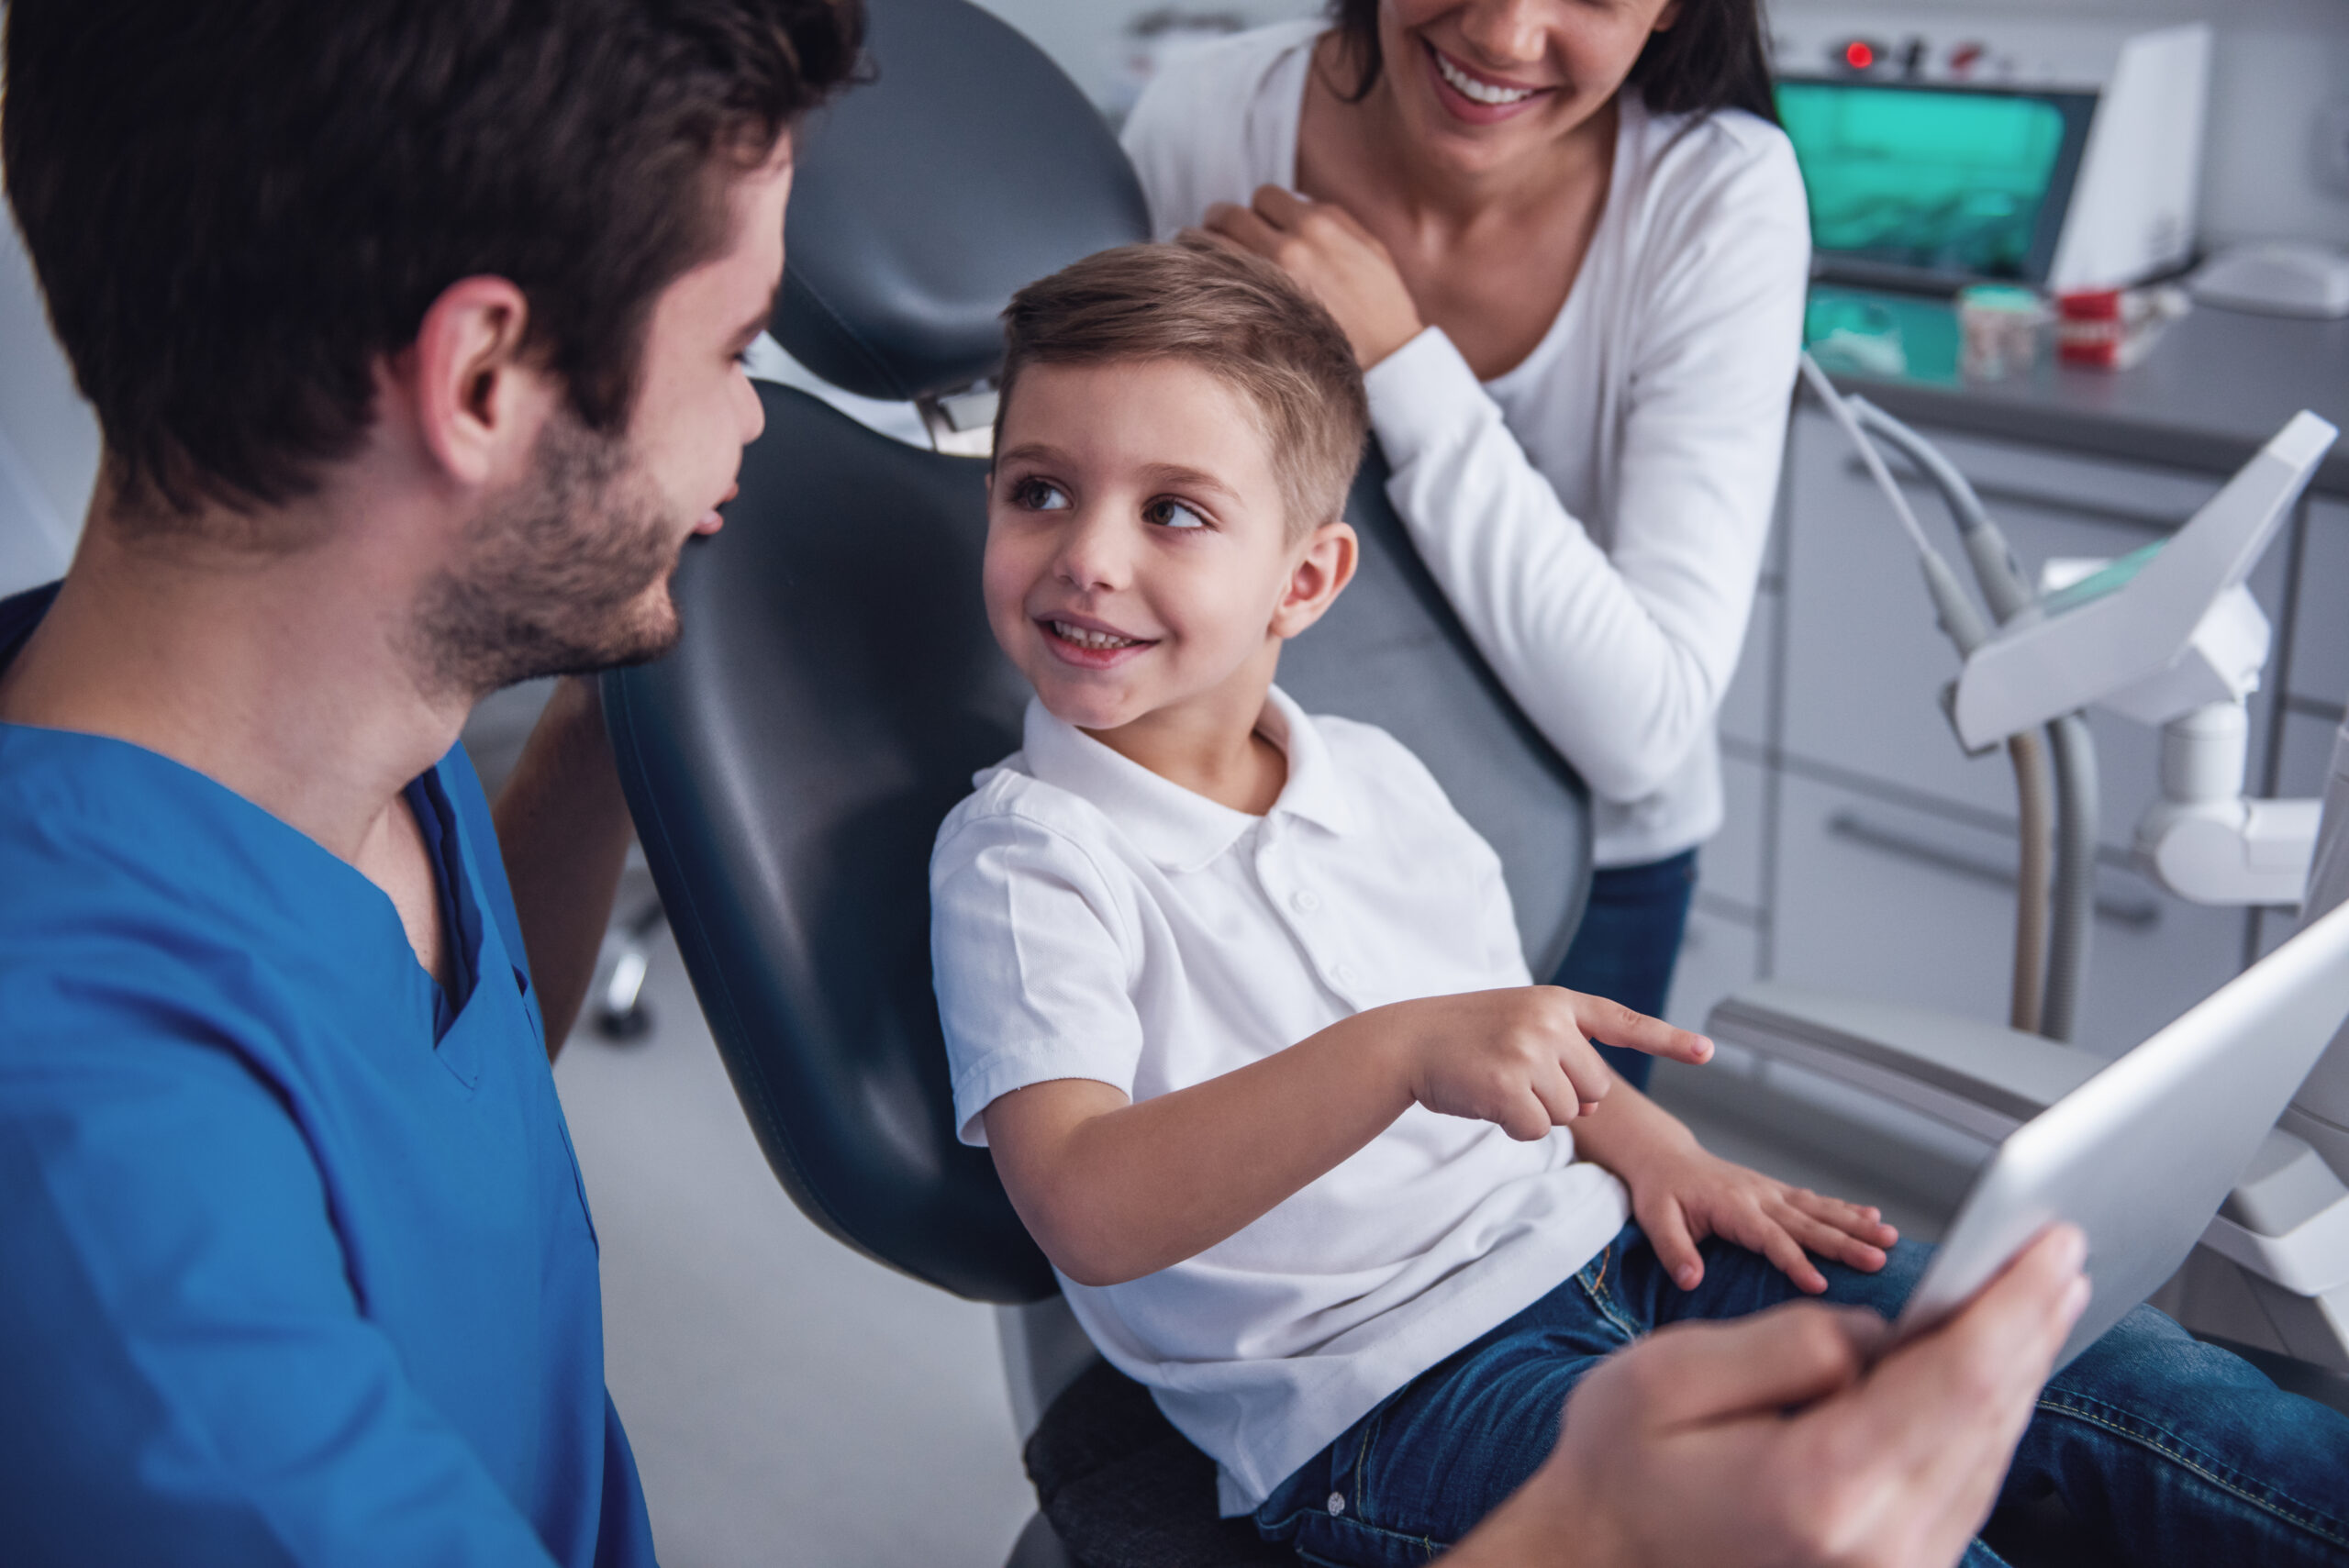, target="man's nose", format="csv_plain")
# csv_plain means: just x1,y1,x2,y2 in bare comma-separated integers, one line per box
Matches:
737,367,767,445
